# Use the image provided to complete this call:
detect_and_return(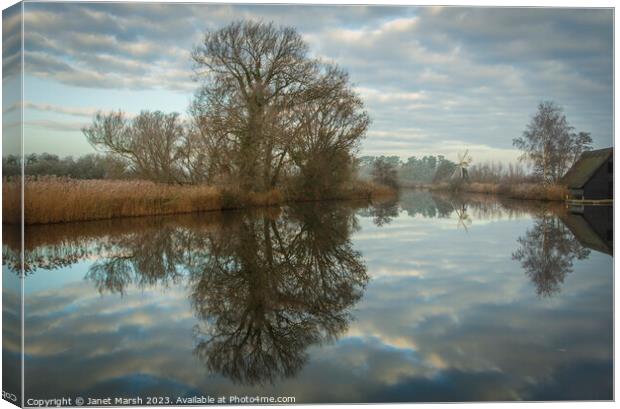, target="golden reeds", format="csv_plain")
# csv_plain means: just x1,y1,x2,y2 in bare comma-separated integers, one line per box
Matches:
2,176,391,225
452,182,568,201
3,176,284,225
